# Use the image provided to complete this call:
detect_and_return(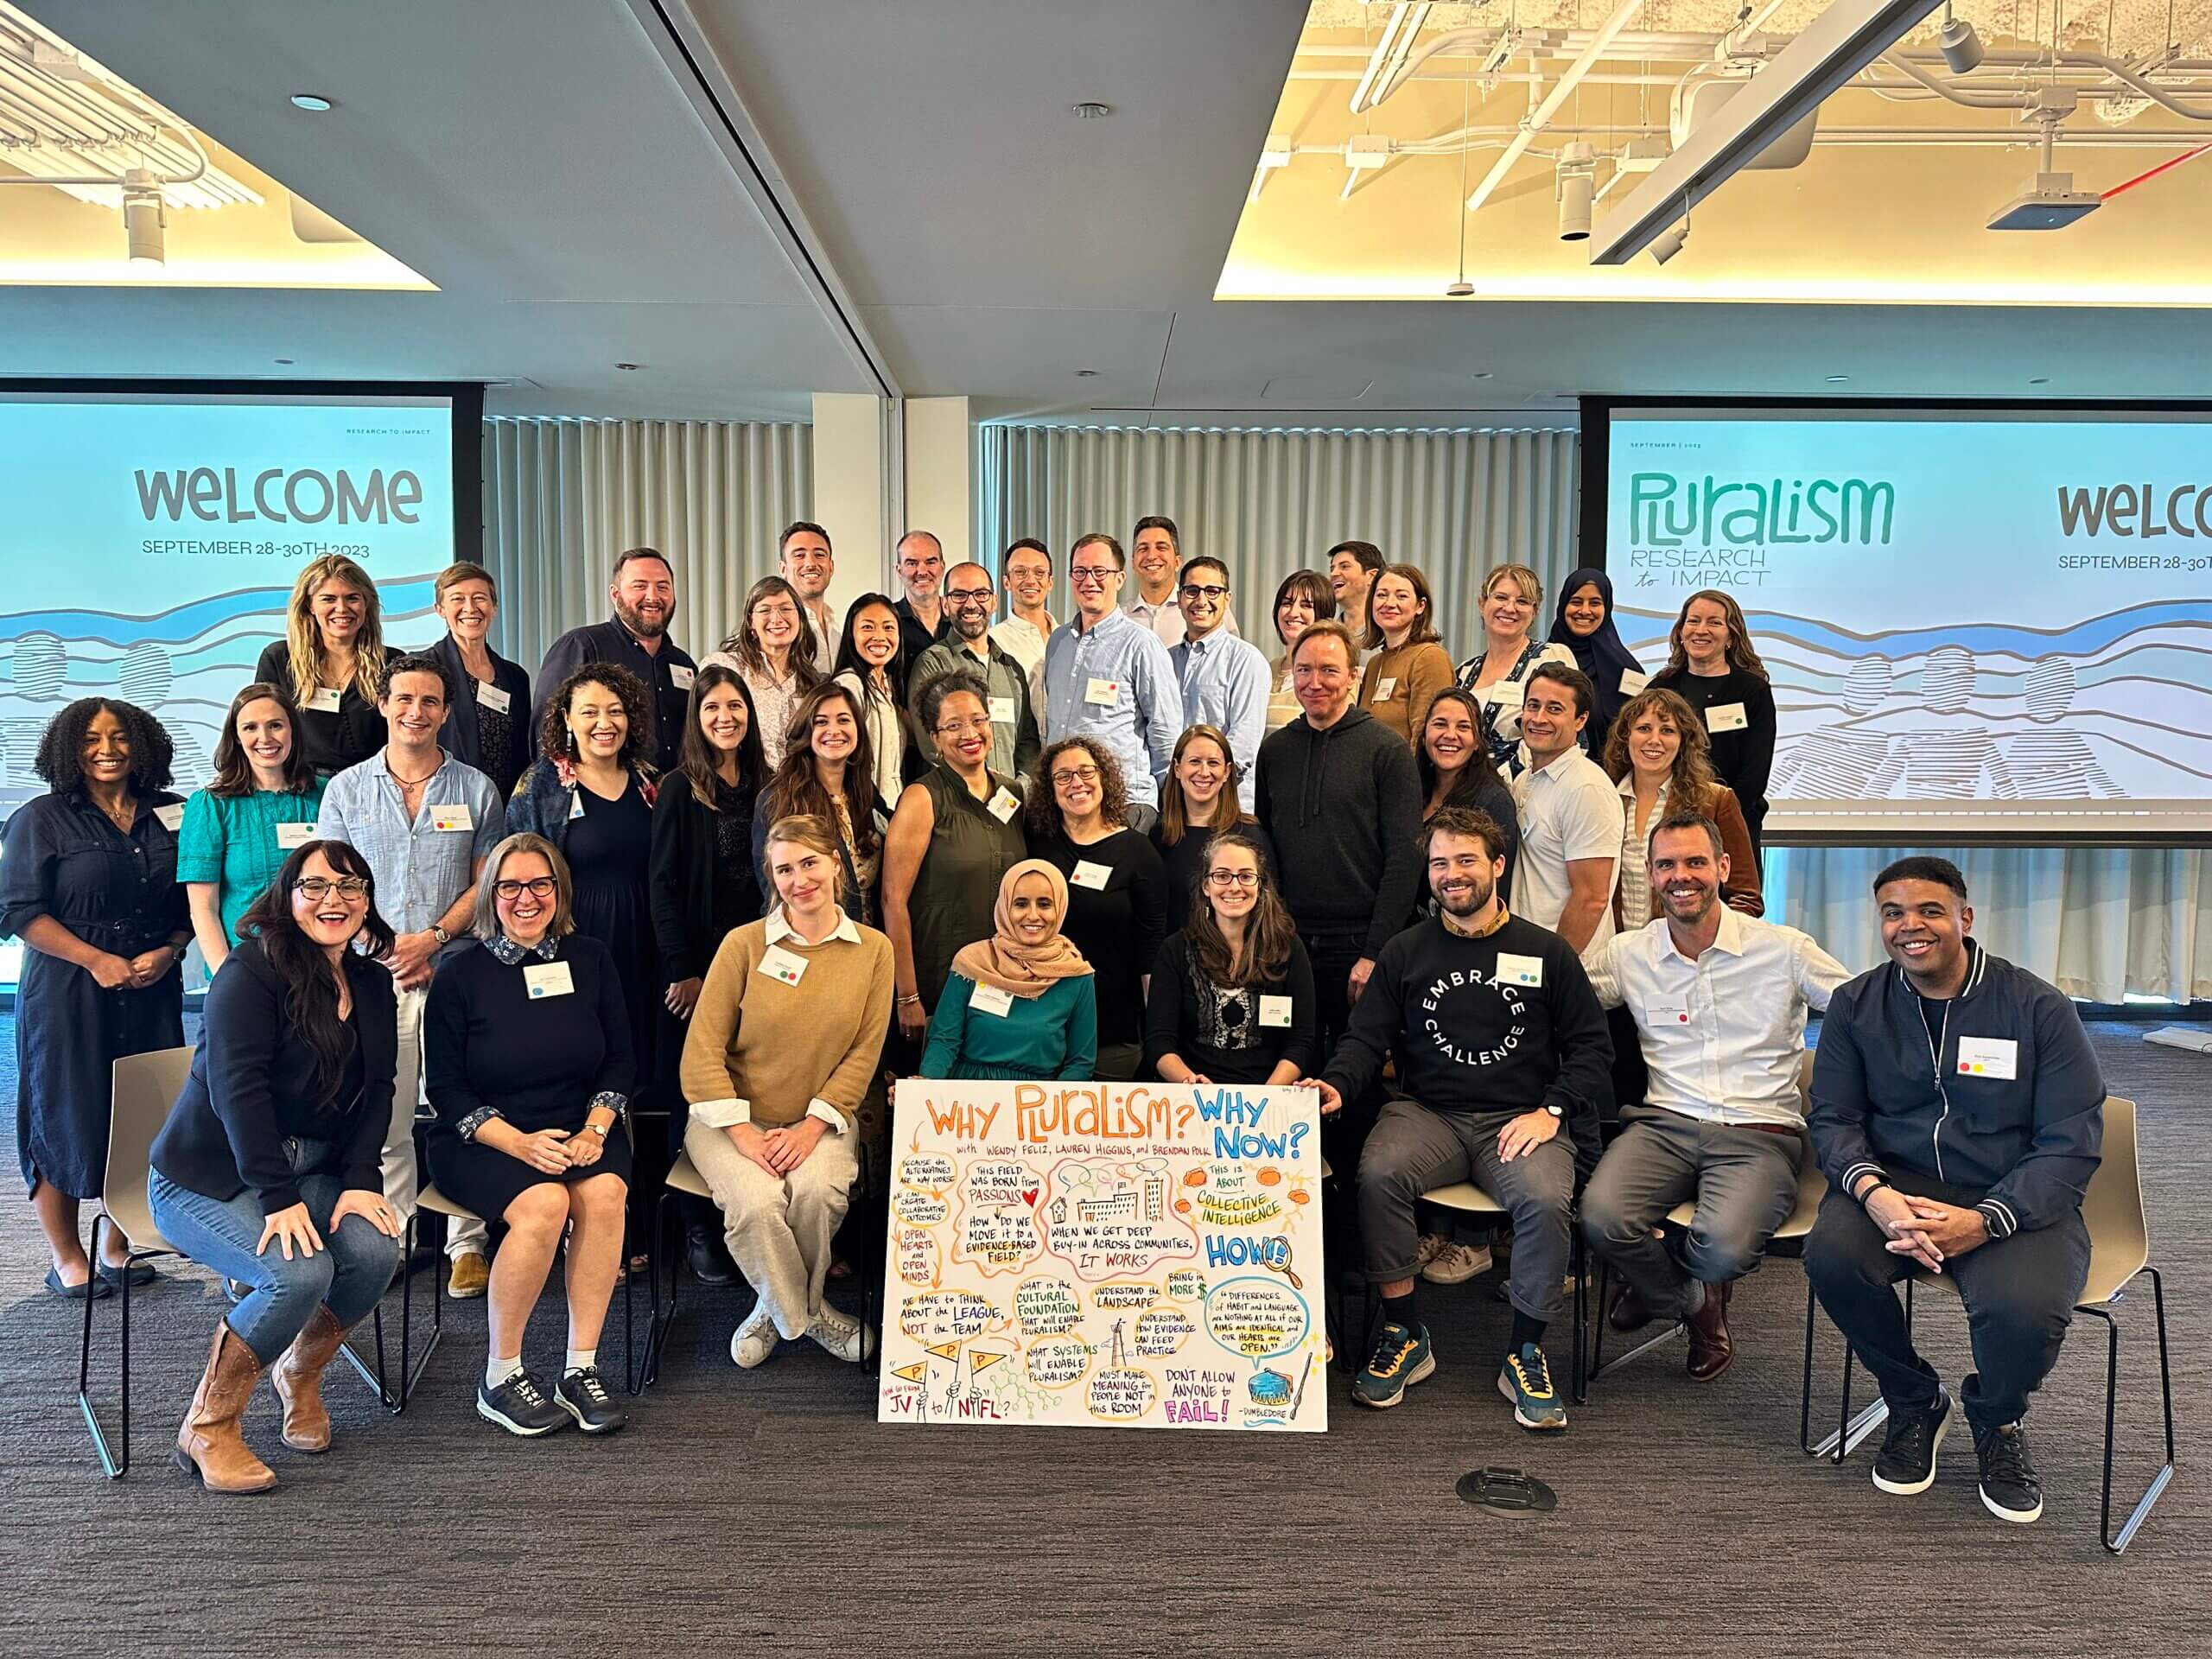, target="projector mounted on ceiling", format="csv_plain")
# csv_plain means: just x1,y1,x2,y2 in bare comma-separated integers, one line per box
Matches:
1986,172,2101,231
